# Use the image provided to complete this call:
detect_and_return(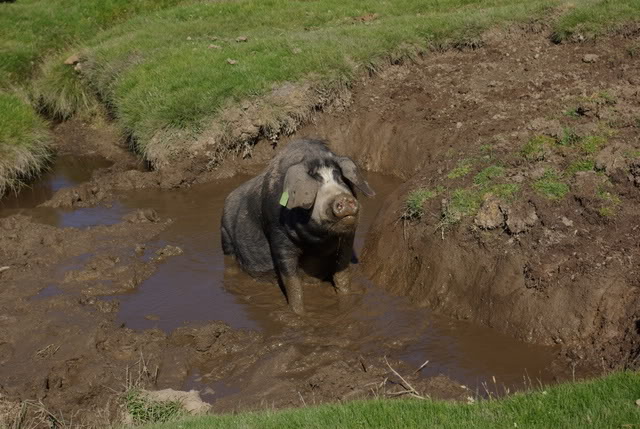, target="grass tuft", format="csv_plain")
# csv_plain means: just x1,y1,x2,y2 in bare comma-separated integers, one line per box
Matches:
533,169,569,200
123,390,183,425
473,165,505,186
566,159,595,176
558,127,580,146
403,187,441,220
447,160,473,179
0,91,52,196
581,135,607,155
521,135,555,161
